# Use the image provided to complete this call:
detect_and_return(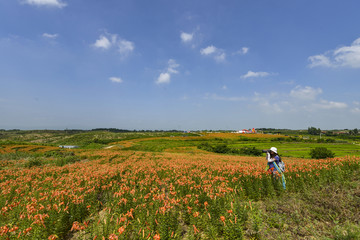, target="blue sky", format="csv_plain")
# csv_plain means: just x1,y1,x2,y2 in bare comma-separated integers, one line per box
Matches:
1,0,360,130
